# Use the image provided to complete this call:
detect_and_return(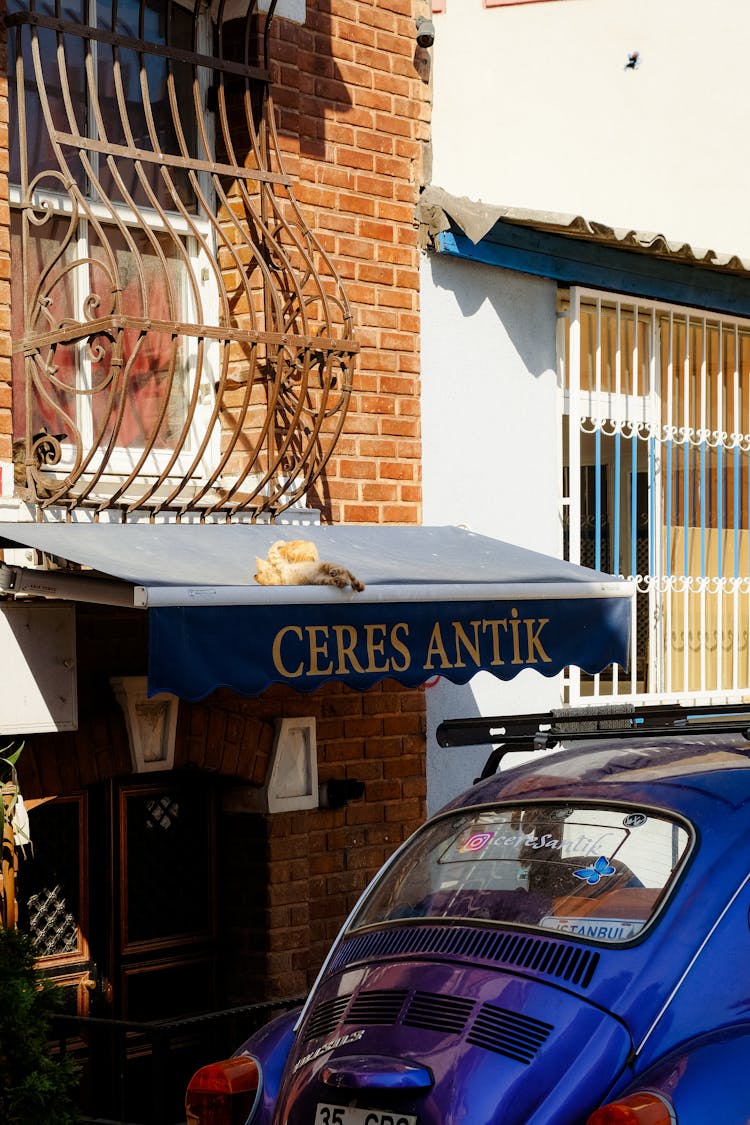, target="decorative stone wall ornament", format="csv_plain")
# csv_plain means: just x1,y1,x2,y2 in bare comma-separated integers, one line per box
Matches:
224,716,319,814
110,676,179,774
